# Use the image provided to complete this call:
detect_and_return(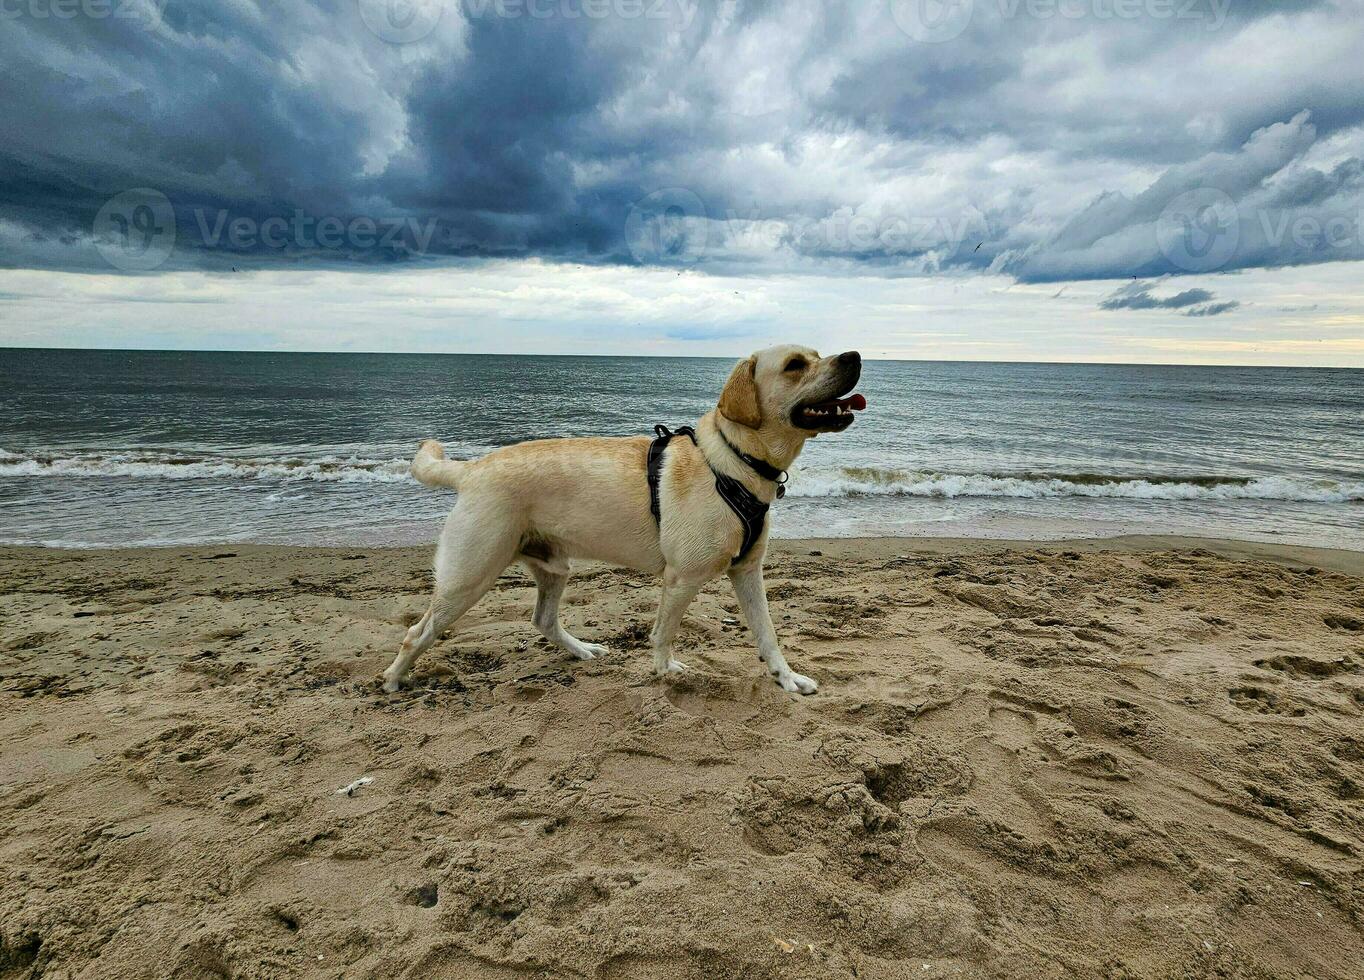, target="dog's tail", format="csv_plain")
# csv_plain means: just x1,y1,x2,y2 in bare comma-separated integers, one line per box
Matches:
411,440,469,490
